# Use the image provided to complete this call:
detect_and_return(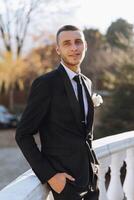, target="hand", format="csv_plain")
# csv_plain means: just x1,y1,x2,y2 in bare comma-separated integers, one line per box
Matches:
48,172,75,194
